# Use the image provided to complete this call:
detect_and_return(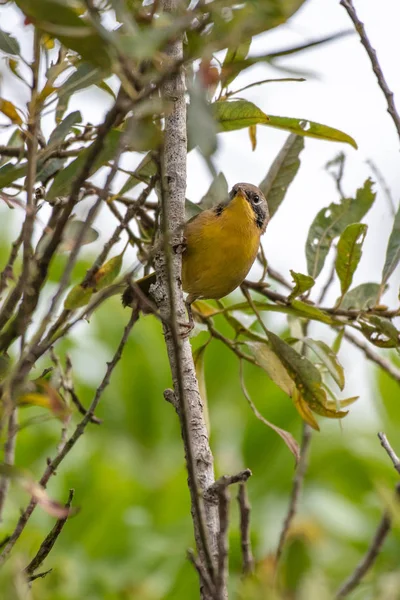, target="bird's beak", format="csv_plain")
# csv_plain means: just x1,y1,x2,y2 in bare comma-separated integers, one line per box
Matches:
235,186,247,200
